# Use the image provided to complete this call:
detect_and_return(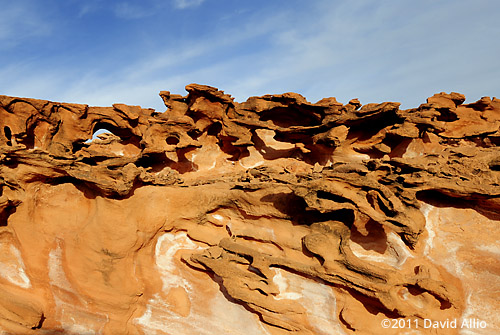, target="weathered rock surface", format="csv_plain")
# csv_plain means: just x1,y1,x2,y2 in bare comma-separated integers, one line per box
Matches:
0,85,499,334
